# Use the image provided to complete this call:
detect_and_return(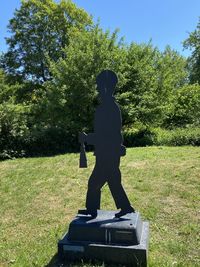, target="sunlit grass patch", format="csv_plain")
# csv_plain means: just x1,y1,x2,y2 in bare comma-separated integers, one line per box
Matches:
0,146,199,267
